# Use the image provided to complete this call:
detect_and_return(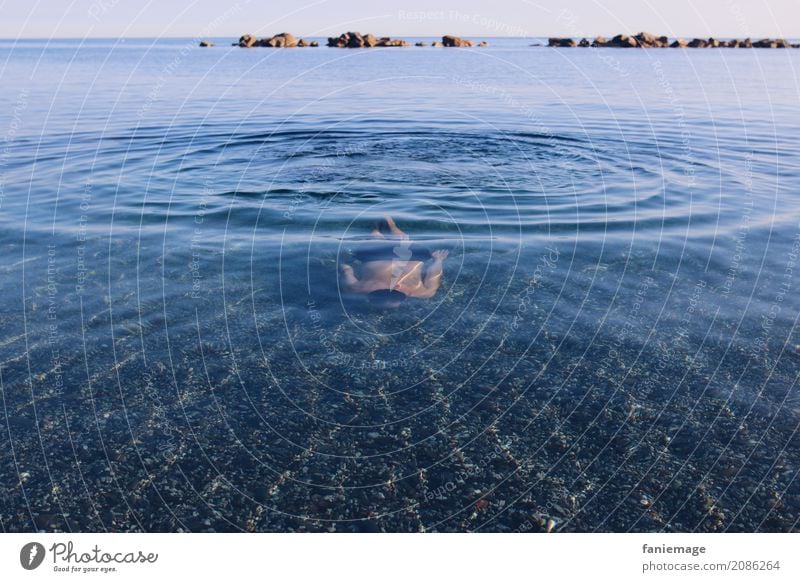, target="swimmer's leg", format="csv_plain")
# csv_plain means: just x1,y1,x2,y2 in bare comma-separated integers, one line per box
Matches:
383,214,409,239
